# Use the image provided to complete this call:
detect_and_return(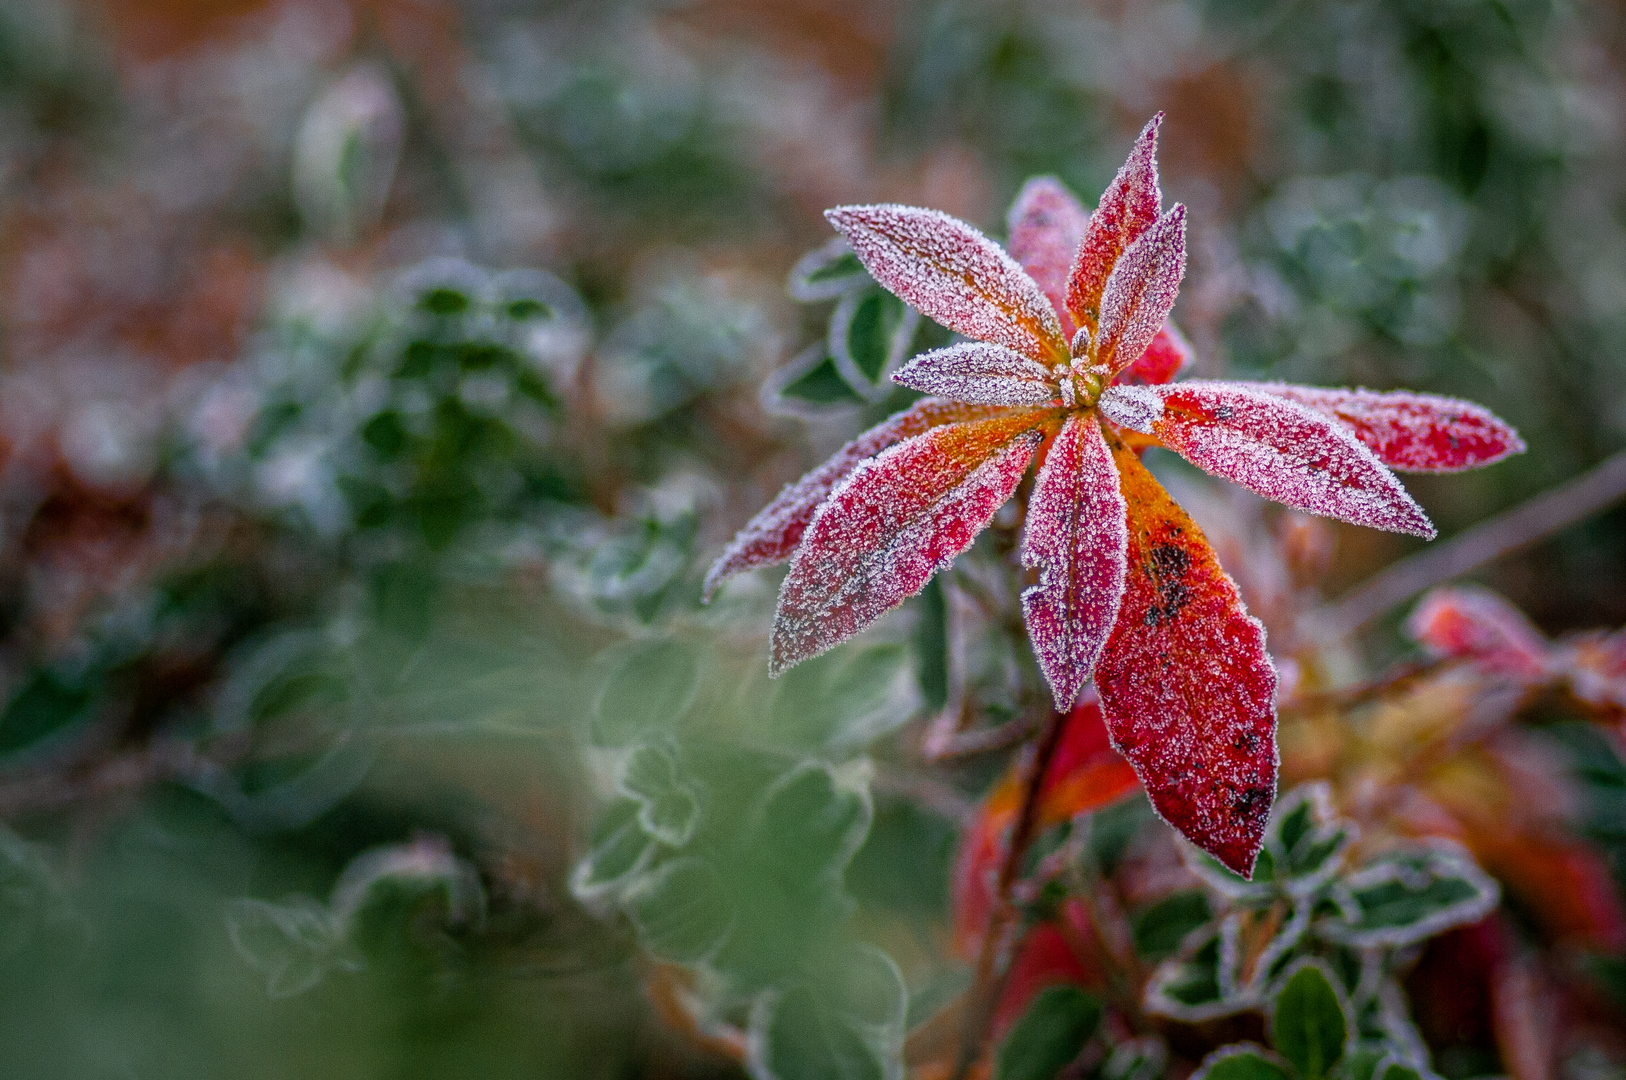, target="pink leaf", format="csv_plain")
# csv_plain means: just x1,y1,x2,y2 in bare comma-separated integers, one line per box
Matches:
703,398,1003,598
1099,381,1436,538
1007,177,1089,341
892,343,1060,407
1065,114,1163,329
1407,585,1549,682
1094,205,1187,378
826,204,1067,364
1095,437,1277,878
1116,322,1193,386
771,412,1049,674
1235,383,1525,473
1020,415,1128,710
